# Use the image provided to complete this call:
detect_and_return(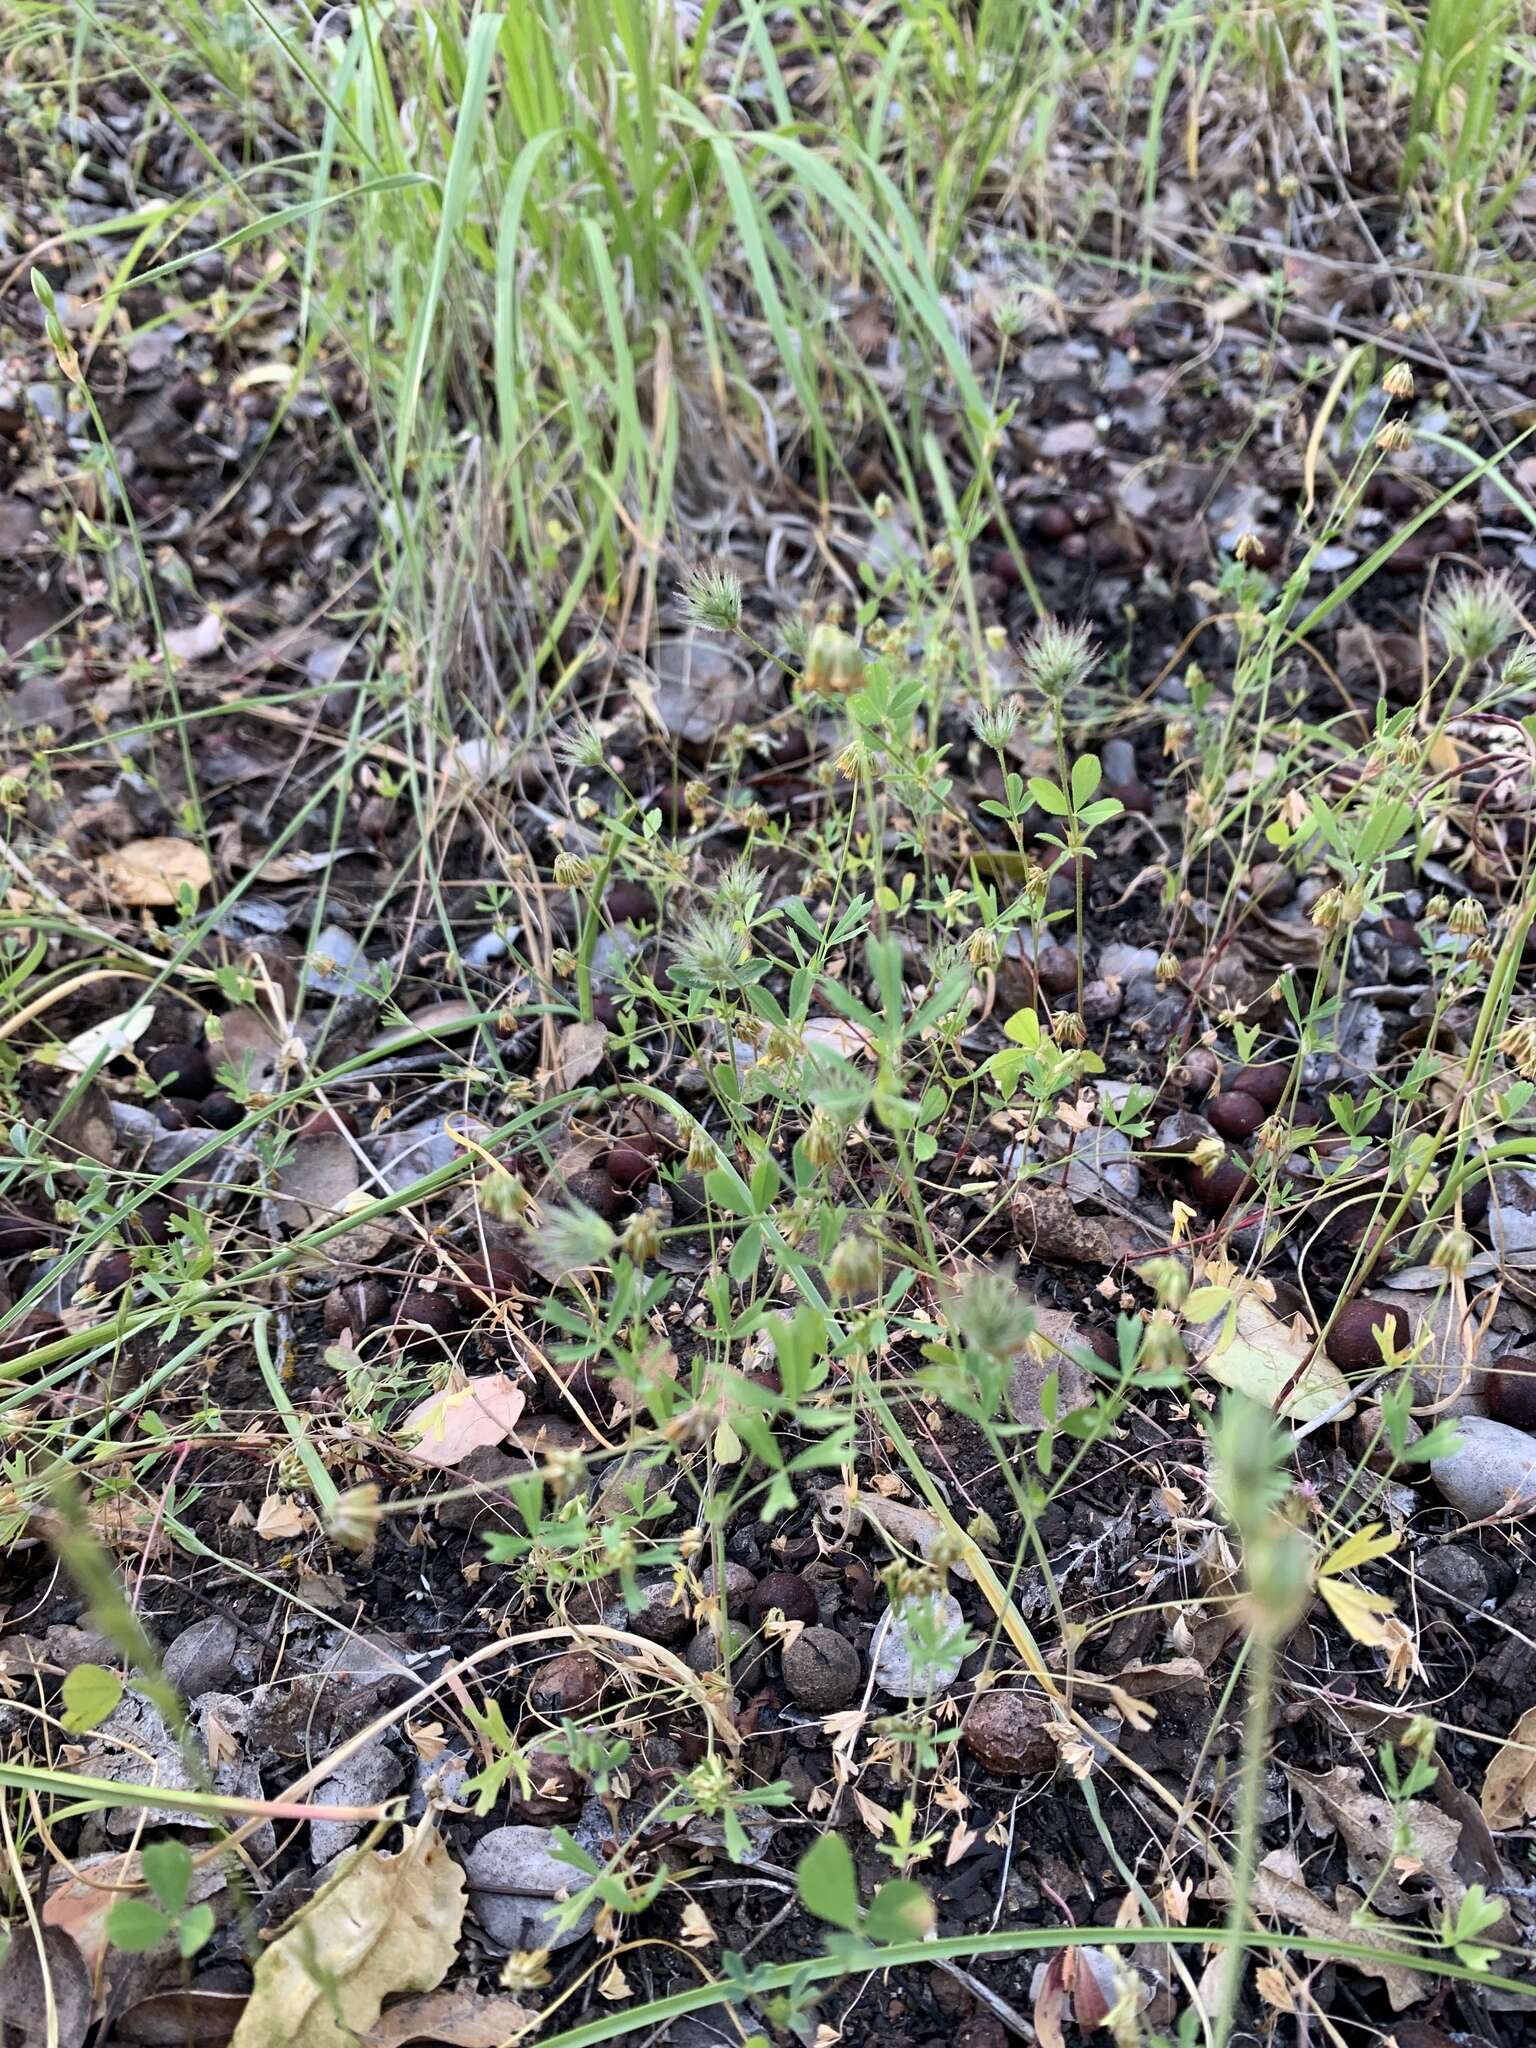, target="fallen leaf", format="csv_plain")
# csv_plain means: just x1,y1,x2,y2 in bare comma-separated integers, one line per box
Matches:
1481,1705,1536,1828
274,1132,362,1231
164,611,225,661
364,1990,538,2048
823,1486,974,1582
372,1002,481,1051
45,1001,157,1074
549,1020,607,1089
1199,1861,1421,2010
1289,1765,1462,1916
800,1016,876,1060
117,1989,245,2044
0,1925,93,2048
402,1375,527,1469
98,838,213,908
1190,1291,1353,1423
256,1495,309,1541
231,1818,465,2048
